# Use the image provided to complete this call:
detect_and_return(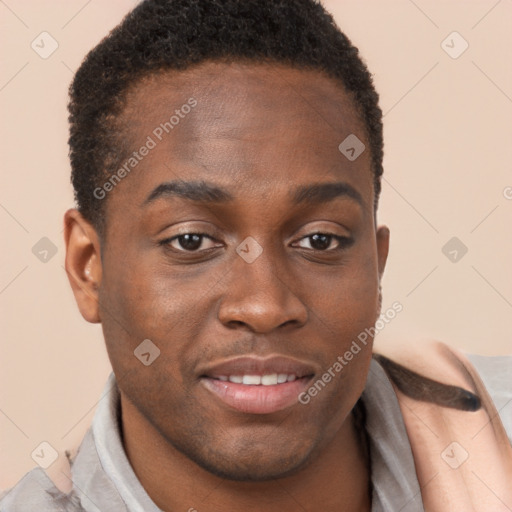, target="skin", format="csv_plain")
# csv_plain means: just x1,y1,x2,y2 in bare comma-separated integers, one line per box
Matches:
64,61,389,512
